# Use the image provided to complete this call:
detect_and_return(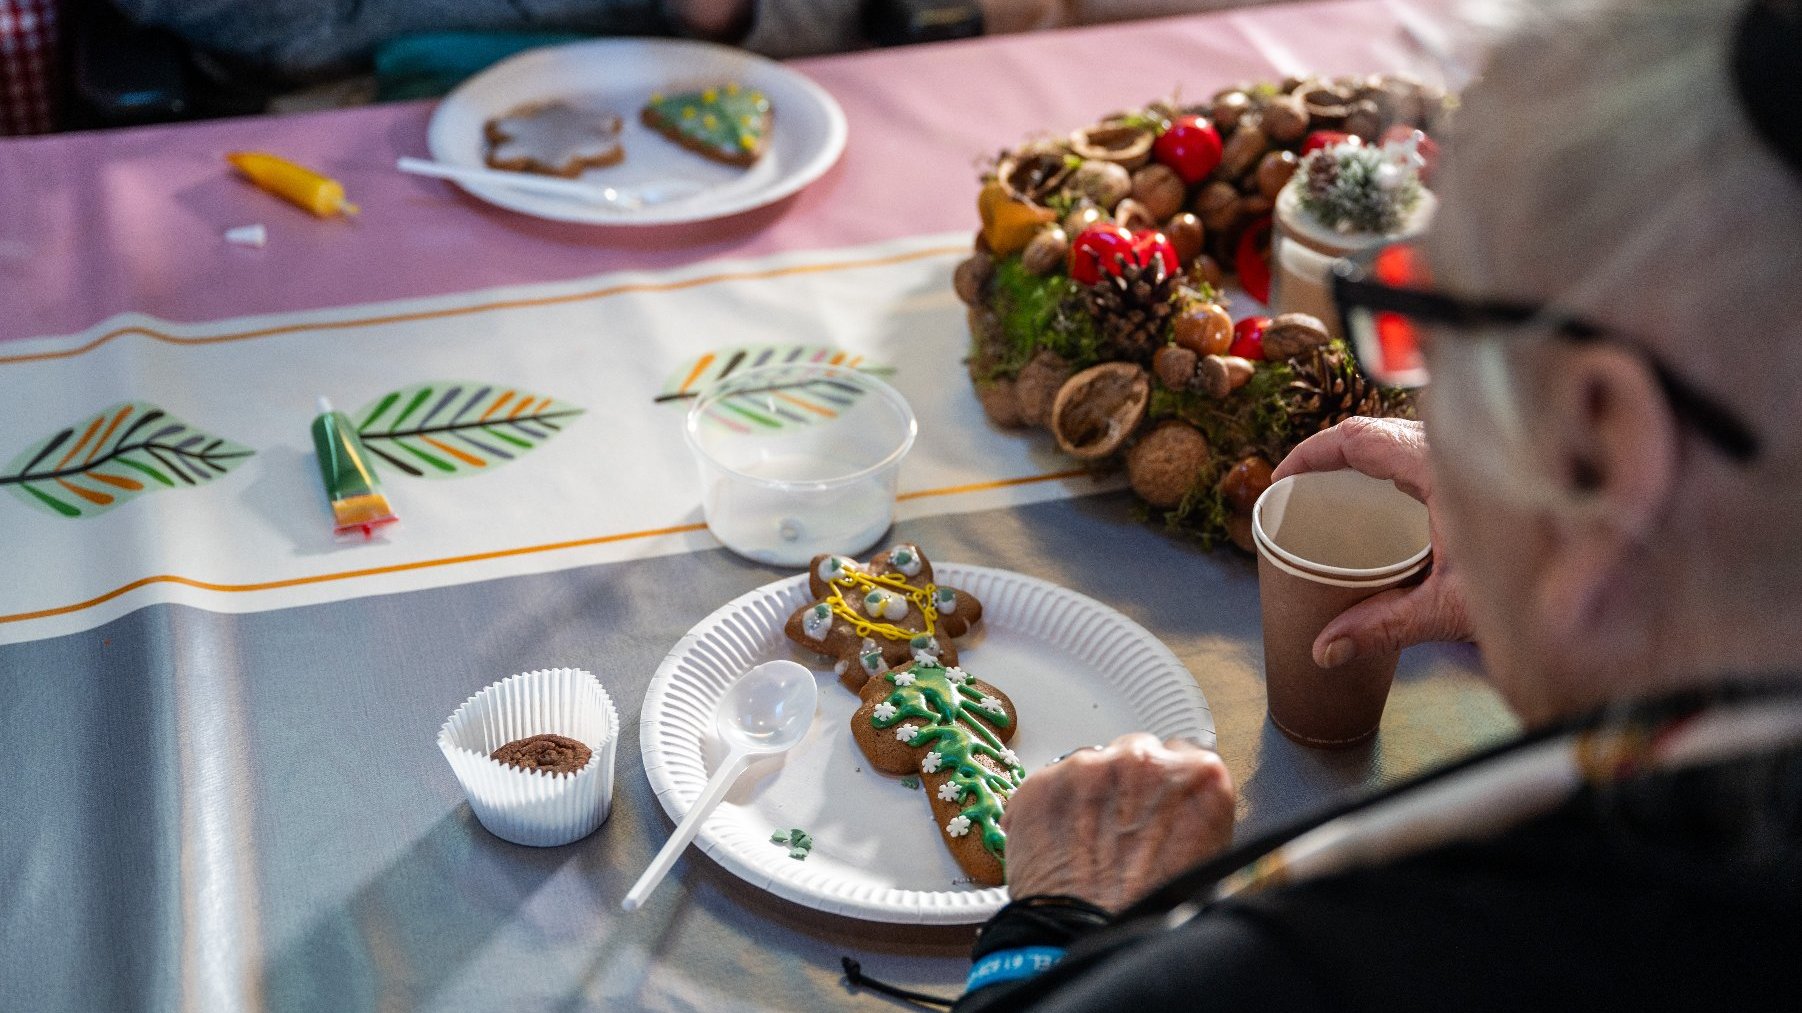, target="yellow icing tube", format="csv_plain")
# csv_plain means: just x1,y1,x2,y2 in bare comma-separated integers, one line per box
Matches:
226,151,360,218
